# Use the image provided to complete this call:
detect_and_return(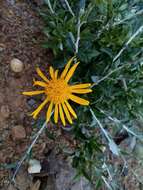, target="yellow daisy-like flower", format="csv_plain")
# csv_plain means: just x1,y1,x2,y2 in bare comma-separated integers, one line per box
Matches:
23,57,92,126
